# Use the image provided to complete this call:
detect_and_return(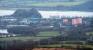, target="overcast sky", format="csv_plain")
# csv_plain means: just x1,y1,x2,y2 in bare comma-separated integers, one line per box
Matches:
0,10,15,16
